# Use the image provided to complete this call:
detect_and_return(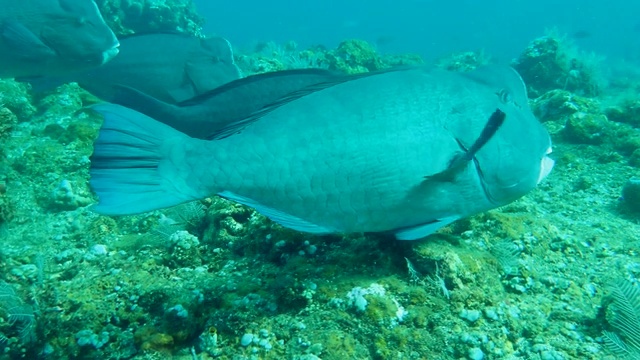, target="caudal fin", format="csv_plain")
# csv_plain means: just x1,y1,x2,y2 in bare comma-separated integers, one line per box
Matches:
90,103,199,215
